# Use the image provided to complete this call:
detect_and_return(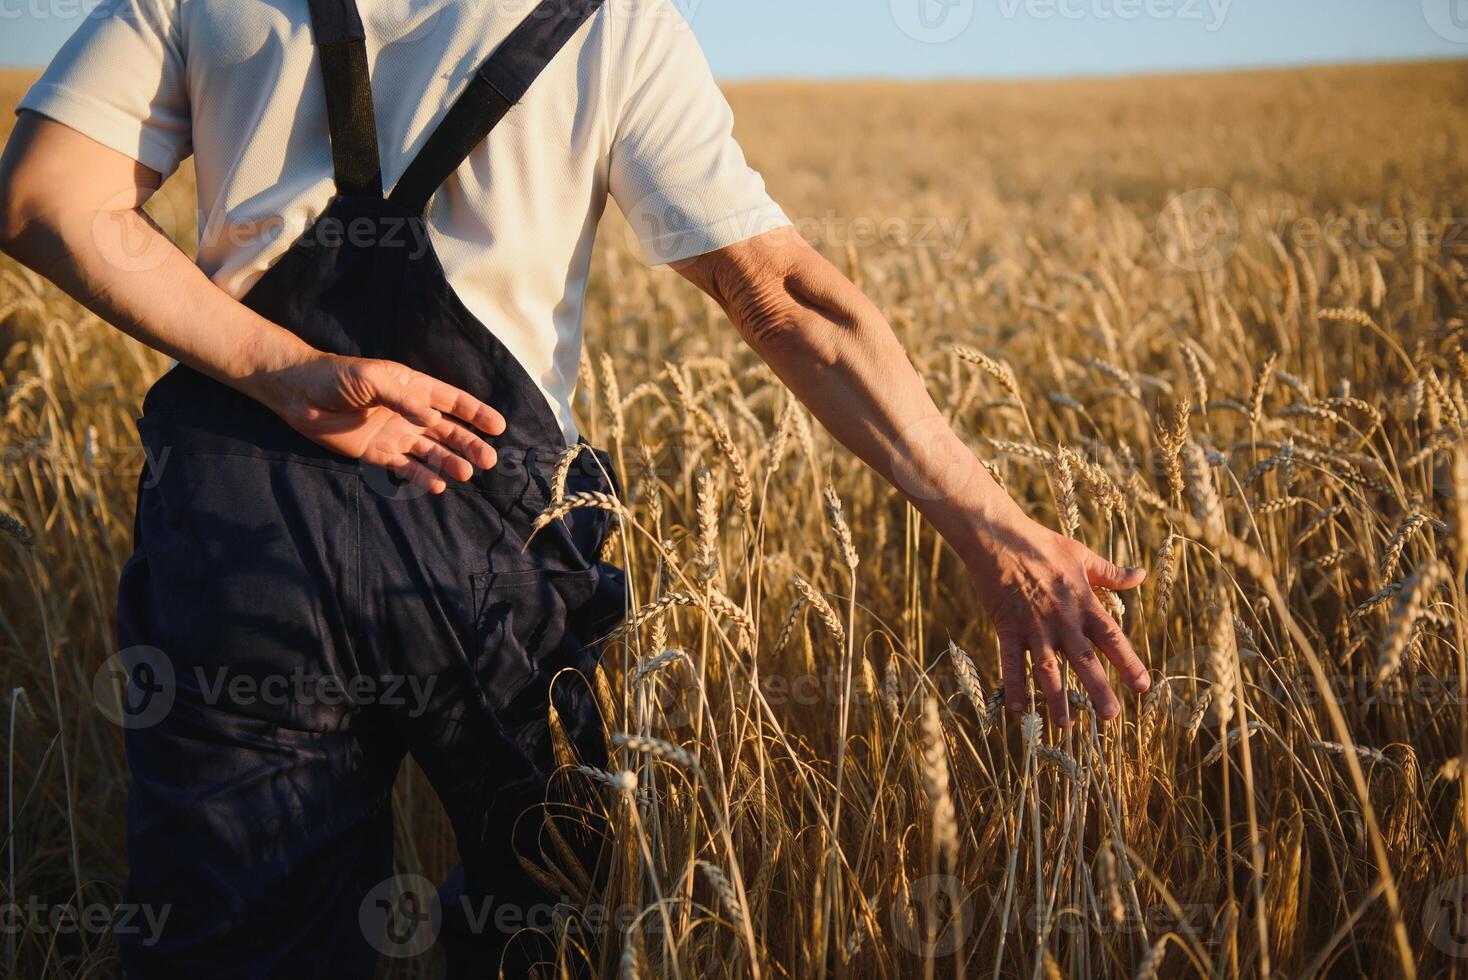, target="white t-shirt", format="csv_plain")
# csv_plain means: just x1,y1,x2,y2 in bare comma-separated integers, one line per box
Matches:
19,0,789,442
